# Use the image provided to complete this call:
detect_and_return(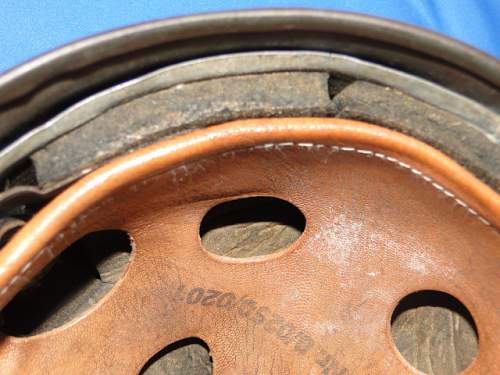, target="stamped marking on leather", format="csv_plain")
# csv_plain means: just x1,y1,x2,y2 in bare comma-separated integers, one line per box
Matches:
174,283,349,375
1,143,495,301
